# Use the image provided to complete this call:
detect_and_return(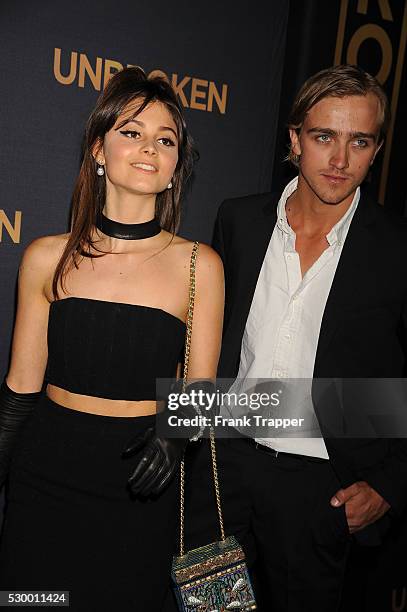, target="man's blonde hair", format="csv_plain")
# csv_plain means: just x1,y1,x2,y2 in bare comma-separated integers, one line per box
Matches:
287,64,390,167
